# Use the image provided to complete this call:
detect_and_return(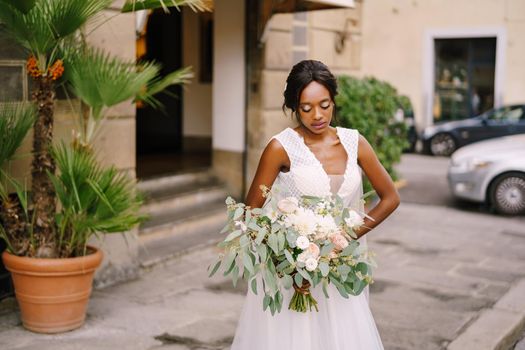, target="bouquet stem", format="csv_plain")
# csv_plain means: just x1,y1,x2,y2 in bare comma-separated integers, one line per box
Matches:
289,282,319,312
